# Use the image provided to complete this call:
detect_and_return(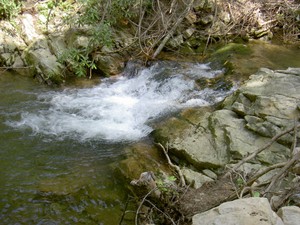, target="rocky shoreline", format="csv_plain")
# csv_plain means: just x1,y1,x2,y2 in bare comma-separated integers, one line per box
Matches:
119,67,300,224
1,1,300,224
1,0,299,85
